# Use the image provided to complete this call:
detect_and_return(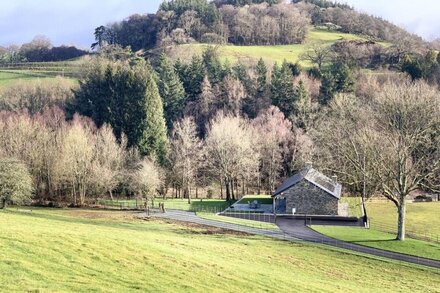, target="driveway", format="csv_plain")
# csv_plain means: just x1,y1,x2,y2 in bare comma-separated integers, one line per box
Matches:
146,209,298,241
276,218,440,269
